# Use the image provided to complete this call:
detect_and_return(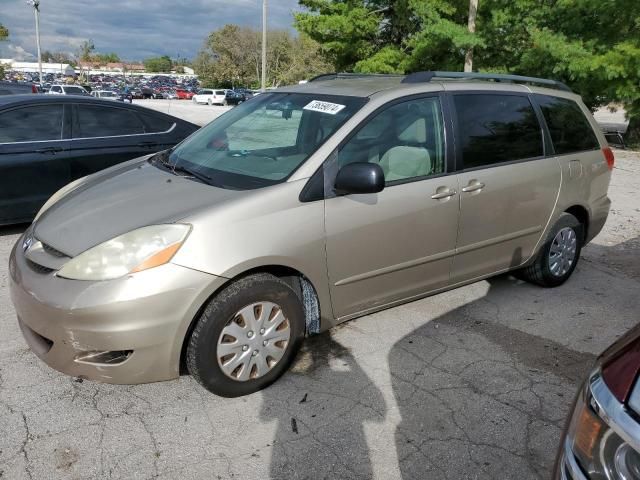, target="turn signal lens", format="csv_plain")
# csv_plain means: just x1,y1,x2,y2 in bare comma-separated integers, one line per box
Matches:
131,242,183,273
603,147,615,170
